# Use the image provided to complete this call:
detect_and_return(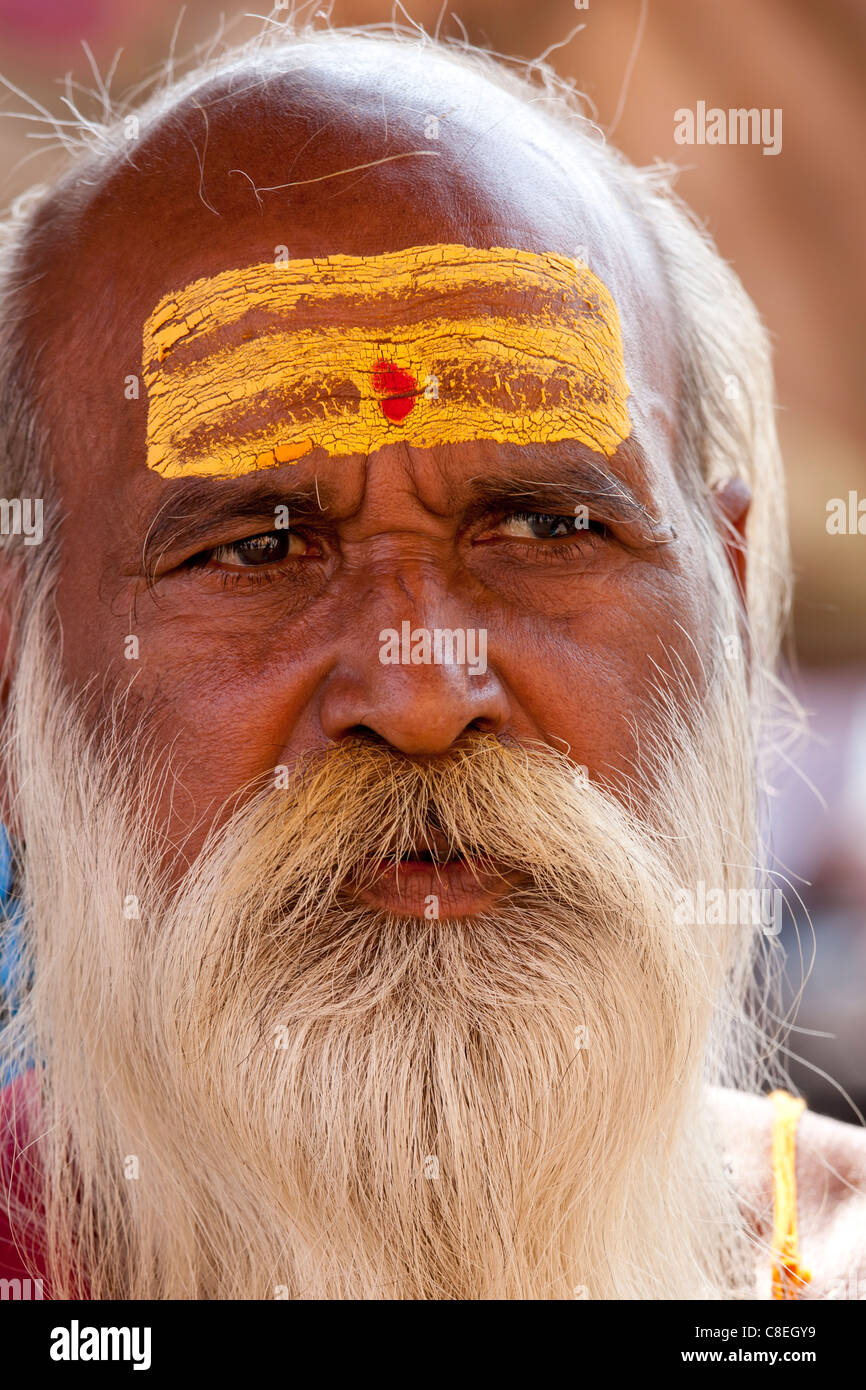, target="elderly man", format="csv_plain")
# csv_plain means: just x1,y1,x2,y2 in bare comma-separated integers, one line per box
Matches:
0,21,862,1302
